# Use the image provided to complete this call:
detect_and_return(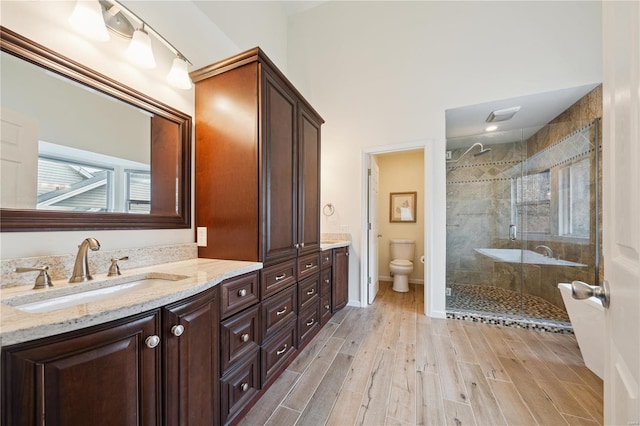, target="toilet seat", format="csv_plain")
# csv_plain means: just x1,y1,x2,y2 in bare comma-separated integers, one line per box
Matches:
390,259,412,267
